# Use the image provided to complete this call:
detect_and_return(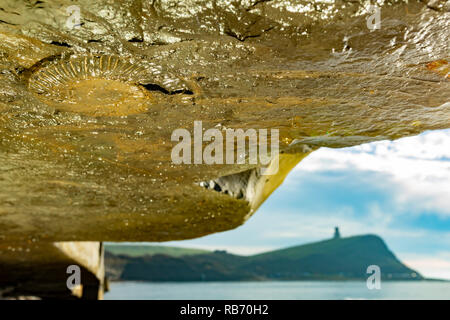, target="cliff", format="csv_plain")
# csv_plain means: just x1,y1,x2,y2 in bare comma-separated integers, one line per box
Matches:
105,235,422,281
